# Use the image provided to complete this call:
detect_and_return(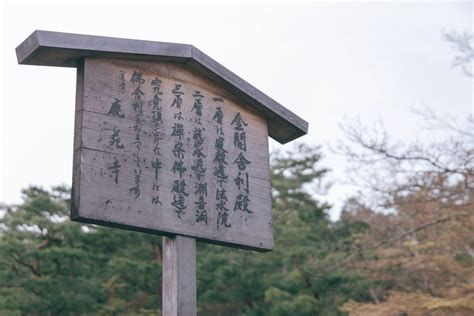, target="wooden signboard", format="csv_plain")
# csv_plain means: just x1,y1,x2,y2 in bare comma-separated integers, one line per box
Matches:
16,31,308,315
73,58,273,250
